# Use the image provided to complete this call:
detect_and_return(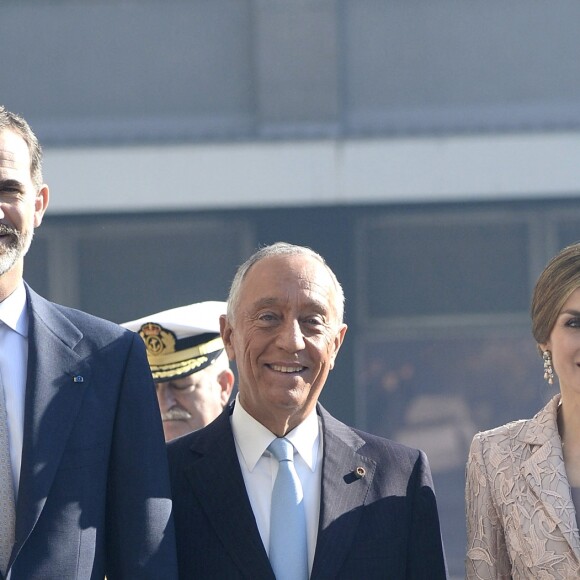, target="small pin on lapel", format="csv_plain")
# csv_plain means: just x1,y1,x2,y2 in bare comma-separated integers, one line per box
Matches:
354,466,366,479
73,375,84,383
